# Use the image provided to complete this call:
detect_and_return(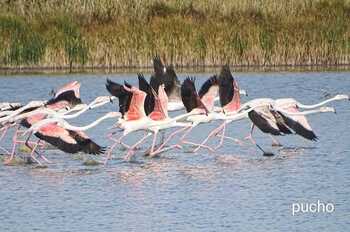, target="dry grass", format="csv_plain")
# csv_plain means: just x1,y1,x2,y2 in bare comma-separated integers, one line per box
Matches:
0,0,350,69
